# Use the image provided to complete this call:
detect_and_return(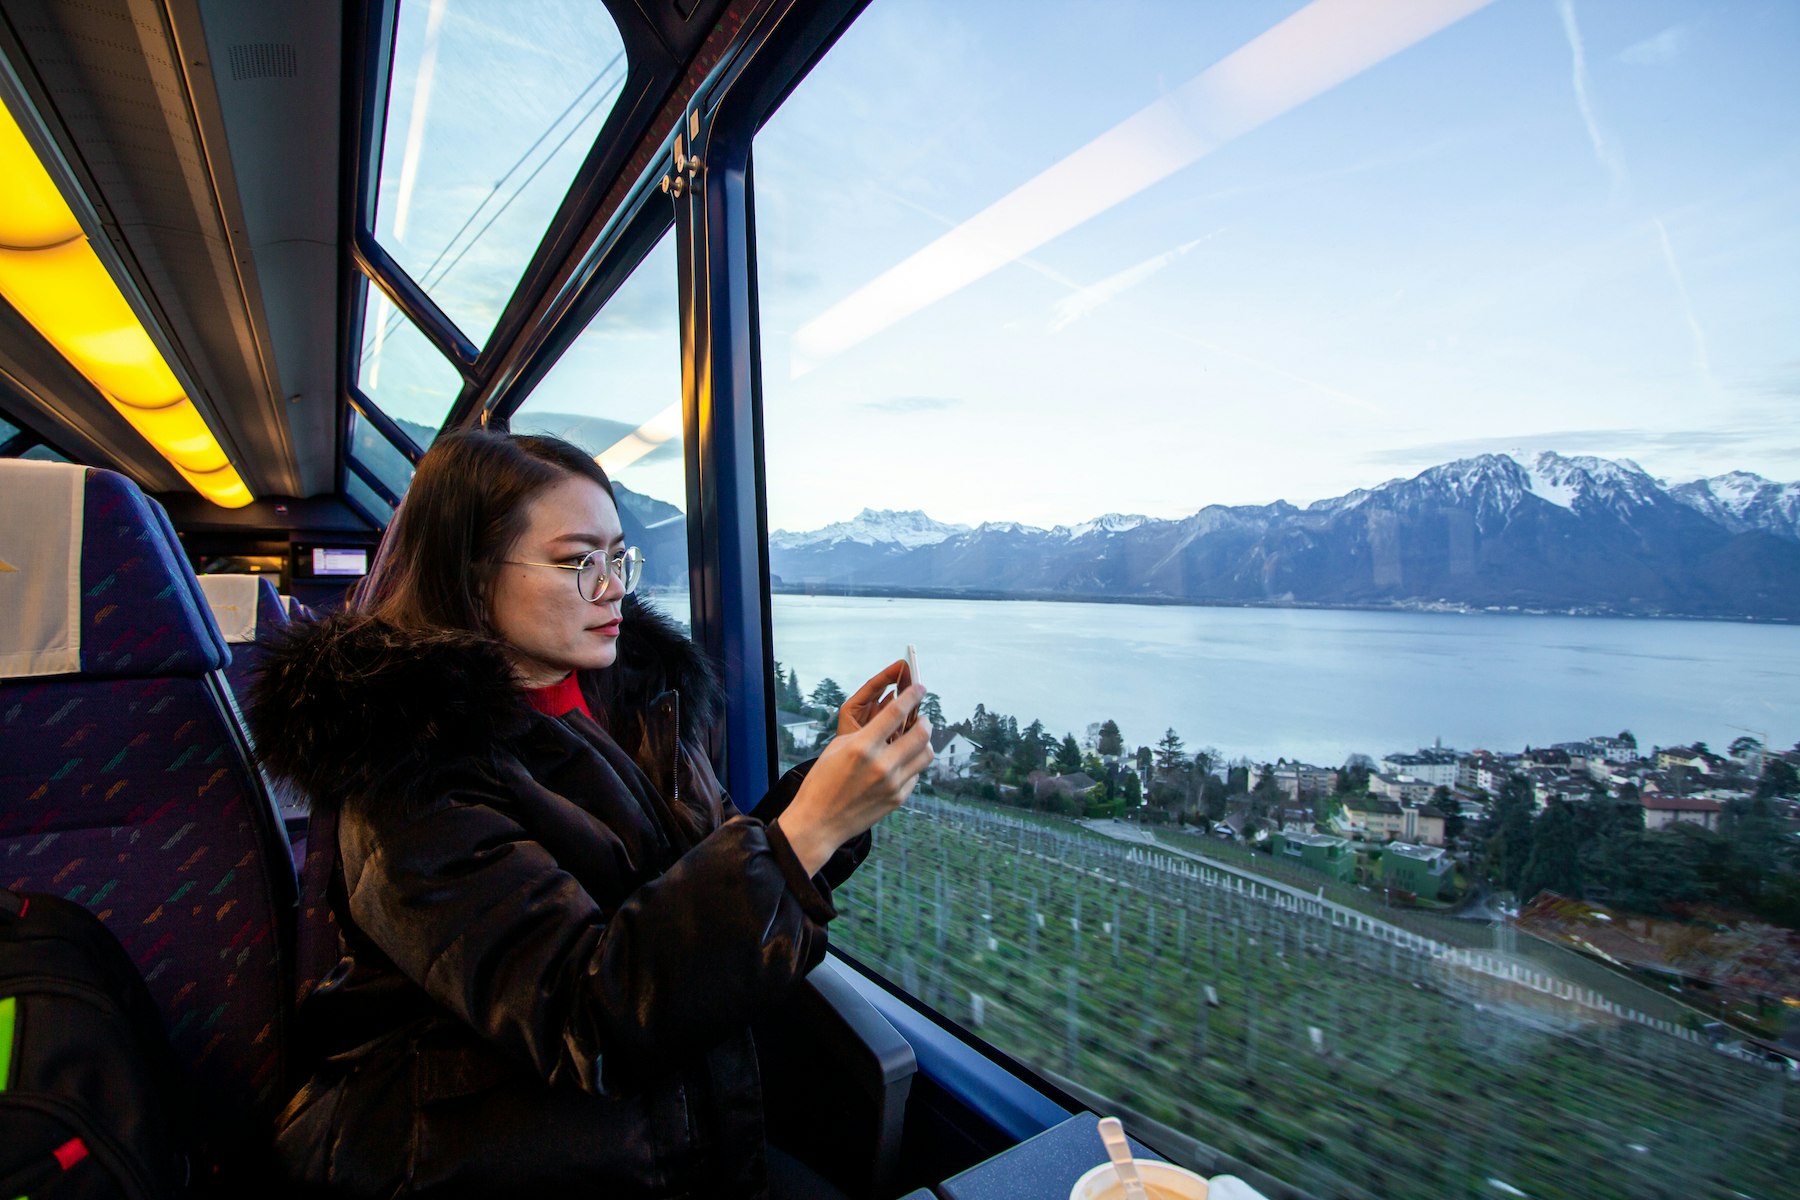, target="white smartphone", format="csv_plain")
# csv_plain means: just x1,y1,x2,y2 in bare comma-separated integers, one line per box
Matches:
899,644,921,733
